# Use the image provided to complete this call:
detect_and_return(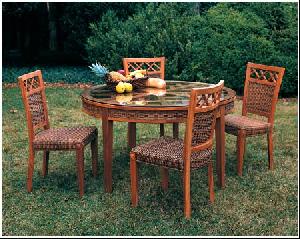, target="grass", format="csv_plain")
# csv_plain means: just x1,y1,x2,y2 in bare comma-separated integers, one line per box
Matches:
2,87,298,236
